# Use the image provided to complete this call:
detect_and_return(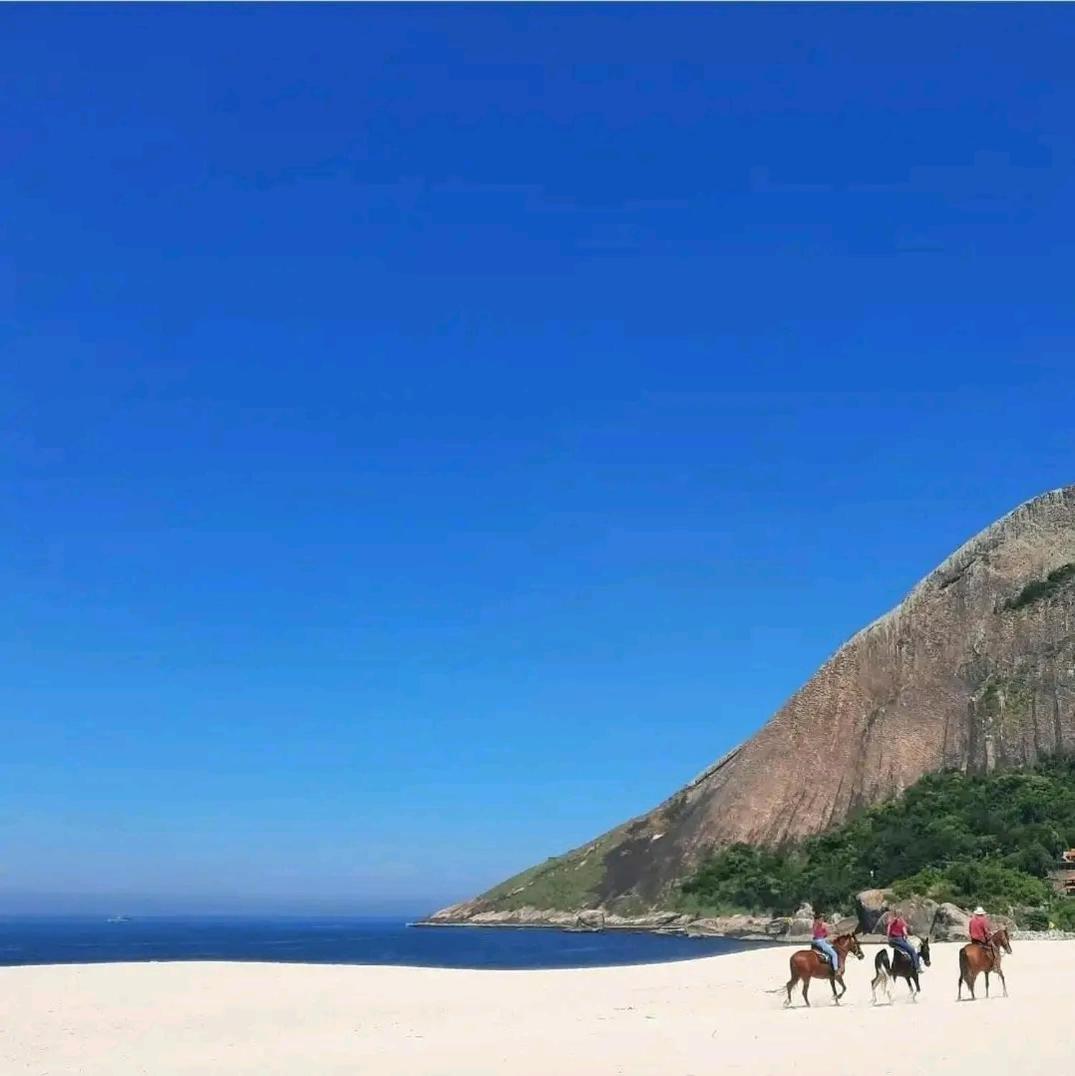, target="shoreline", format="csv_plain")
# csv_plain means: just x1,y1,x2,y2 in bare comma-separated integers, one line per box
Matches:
413,917,784,942
418,908,765,928
416,915,1075,945
415,908,824,942
415,912,895,946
